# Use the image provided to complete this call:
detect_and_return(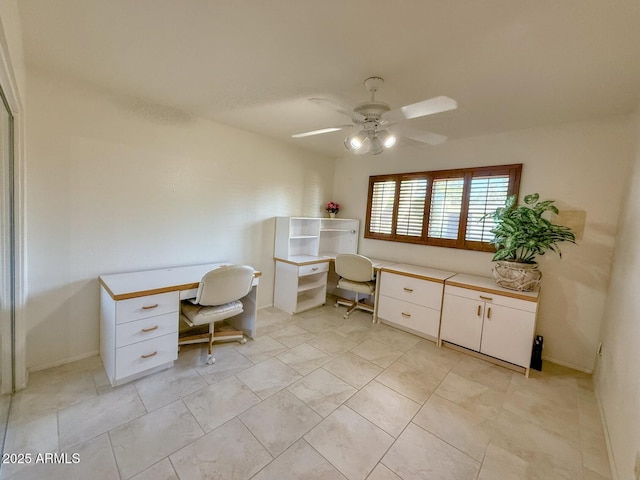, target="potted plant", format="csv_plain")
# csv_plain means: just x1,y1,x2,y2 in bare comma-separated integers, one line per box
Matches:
325,201,340,218
489,193,576,291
